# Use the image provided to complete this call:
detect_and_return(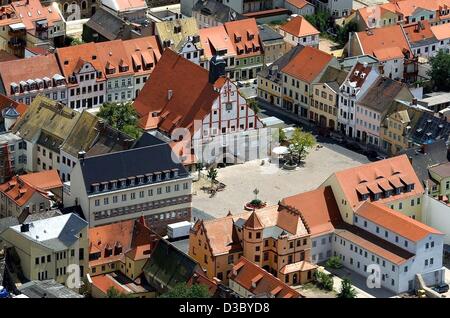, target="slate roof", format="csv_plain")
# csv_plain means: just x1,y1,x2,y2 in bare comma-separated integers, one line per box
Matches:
18,280,83,298
193,0,246,24
258,24,283,43
8,213,87,251
358,77,410,113
317,66,348,92
79,141,189,193
400,140,449,186
85,7,127,41
408,112,450,145
142,239,202,292
132,133,166,149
